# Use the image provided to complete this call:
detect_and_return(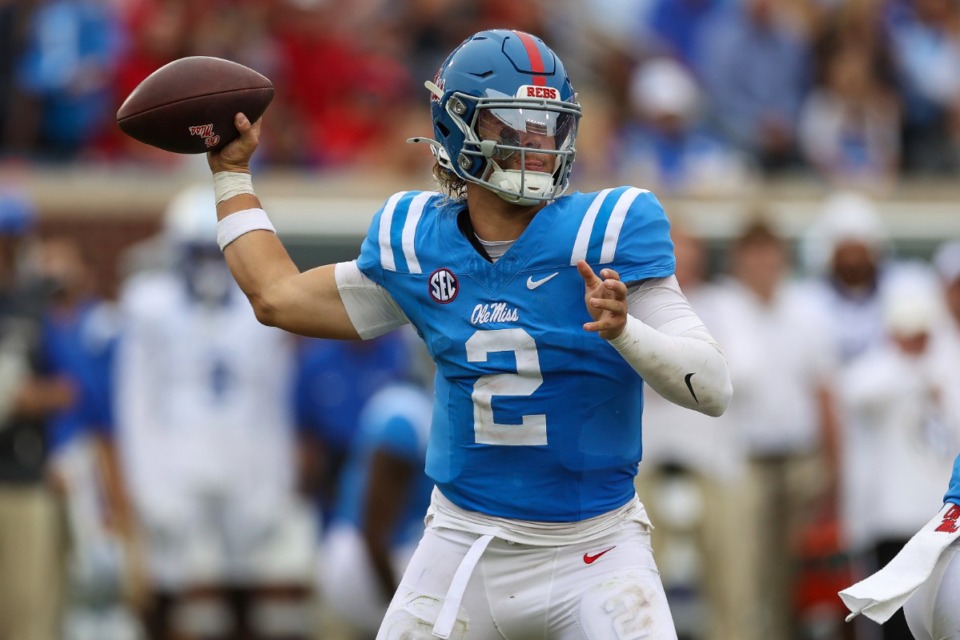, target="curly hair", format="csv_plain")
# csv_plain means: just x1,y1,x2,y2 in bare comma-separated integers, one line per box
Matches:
432,161,467,202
